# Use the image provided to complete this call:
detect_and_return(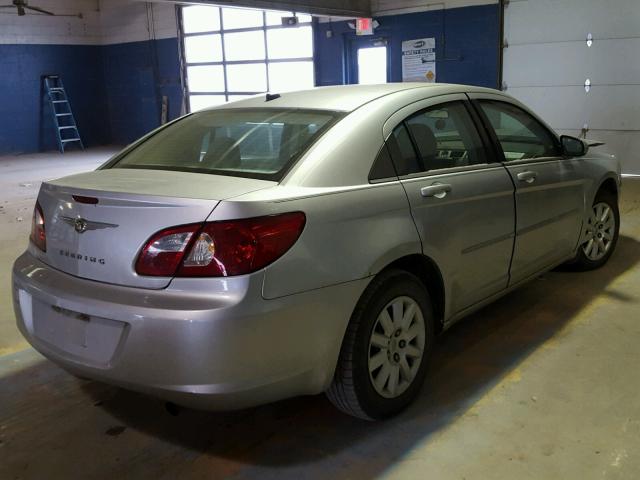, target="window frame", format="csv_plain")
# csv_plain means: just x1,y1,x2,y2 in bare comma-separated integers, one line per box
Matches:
178,5,315,111
470,98,562,164
384,100,494,178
